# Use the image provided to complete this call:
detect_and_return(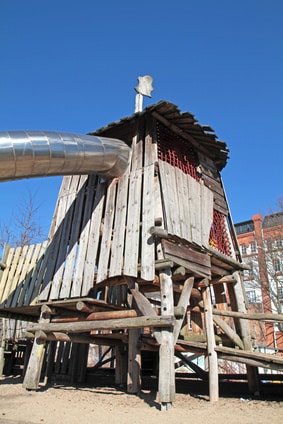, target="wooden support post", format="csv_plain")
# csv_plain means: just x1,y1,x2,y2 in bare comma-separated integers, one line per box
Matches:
69,343,79,383
23,305,51,390
202,284,219,403
0,245,10,377
80,343,90,383
43,341,57,385
127,328,141,393
0,318,6,377
229,271,260,395
158,268,175,411
115,345,127,386
126,279,142,393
